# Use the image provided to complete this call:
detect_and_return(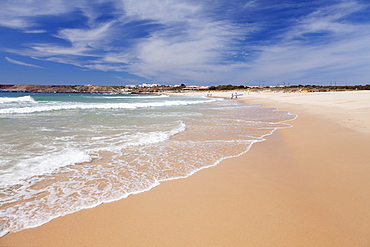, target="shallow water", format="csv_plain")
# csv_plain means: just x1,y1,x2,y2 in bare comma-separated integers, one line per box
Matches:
0,92,295,236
